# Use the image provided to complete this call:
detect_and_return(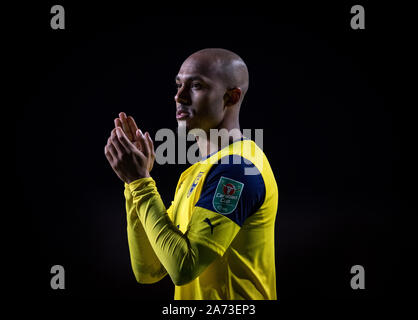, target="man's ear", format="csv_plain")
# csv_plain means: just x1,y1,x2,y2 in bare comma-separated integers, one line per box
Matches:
224,88,242,107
